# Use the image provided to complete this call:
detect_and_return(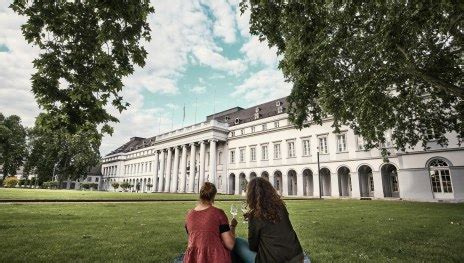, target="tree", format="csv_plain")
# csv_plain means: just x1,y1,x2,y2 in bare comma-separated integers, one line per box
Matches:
242,1,463,151
3,176,19,188
120,182,131,191
24,113,100,185
10,1,154,139
111,182,120,191
0,113,27,178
